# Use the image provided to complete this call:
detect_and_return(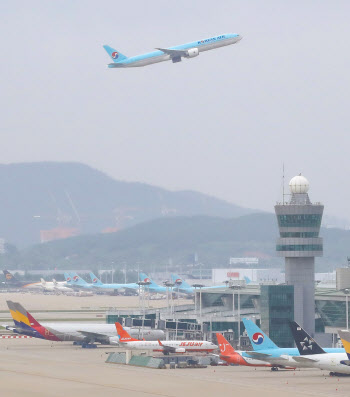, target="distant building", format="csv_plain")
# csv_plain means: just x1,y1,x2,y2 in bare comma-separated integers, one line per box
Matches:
229,257,259,266
40,227,79,243
212,268,284,284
